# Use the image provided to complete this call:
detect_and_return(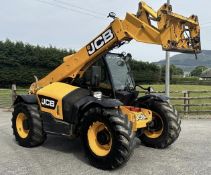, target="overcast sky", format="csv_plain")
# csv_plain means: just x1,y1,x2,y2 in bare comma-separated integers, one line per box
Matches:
0,0,210,62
